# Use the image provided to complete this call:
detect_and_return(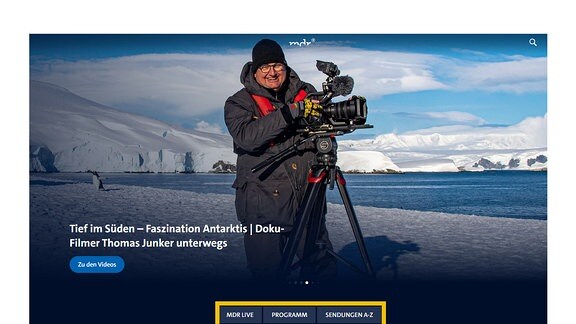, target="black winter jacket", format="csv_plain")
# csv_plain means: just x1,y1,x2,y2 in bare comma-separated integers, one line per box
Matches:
224,62,318,228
